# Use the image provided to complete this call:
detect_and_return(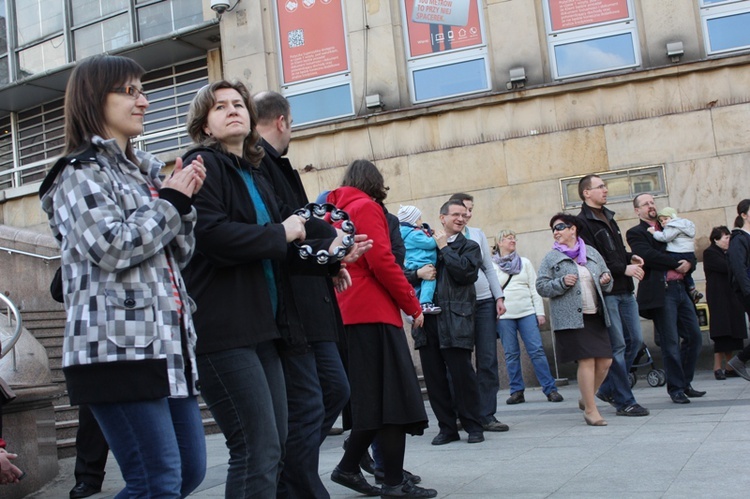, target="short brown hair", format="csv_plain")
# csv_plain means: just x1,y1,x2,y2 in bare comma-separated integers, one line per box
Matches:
63,55,145,160
186,80,264,165
340,160,388,202
253,91,290,126
578,175,600,201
